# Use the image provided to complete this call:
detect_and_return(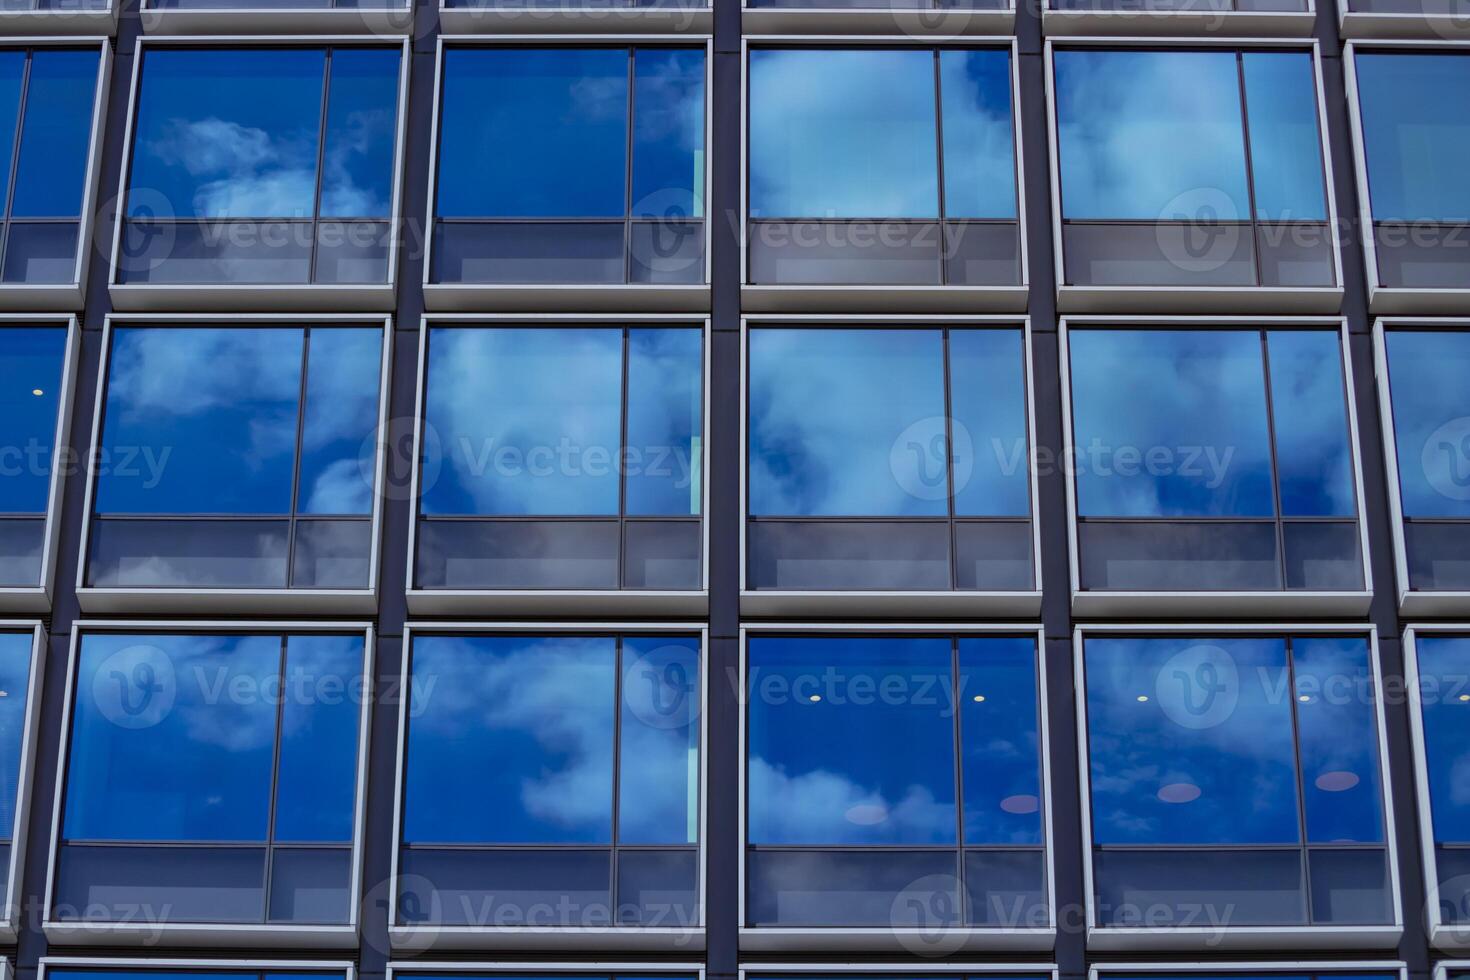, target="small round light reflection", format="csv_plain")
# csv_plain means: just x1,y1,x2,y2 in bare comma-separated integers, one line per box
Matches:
973,695,986,703
807,694,822,703
1136,695,1150,703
